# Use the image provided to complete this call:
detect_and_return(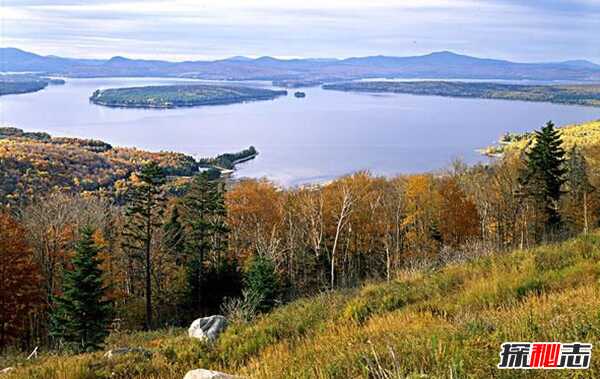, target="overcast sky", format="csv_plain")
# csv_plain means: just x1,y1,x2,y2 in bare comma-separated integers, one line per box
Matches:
1,0,599,62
